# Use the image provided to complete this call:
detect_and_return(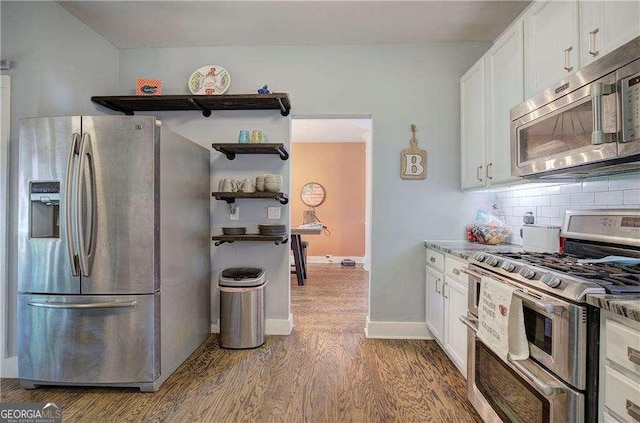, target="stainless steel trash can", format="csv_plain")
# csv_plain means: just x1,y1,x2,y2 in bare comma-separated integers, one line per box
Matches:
219,267,266,349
